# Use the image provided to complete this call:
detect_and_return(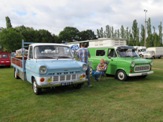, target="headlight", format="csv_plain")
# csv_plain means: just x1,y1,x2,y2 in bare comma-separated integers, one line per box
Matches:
82,64,87,71
131,61,135,67
39,66,47,74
